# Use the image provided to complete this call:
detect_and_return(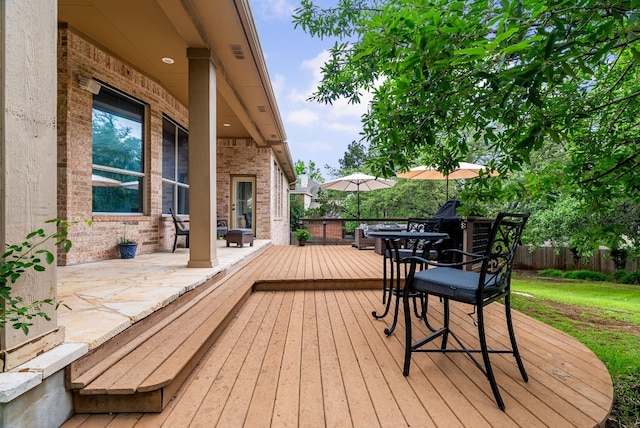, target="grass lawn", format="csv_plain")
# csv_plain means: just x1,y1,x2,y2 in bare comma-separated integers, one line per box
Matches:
511,273,640,428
